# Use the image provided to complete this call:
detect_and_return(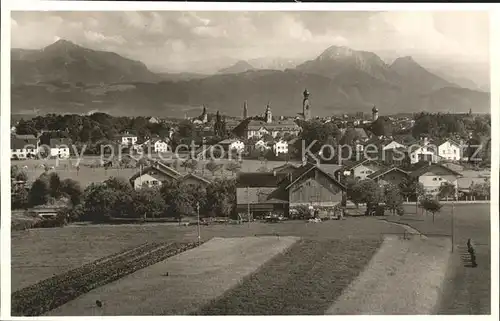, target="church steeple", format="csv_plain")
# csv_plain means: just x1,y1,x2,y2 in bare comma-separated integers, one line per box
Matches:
302,89,311,121
243,101,248,119
265,102,272,123
201,105,208,123
372,105,379,121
